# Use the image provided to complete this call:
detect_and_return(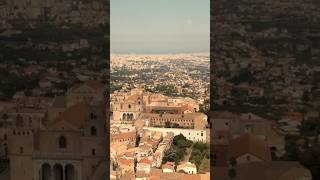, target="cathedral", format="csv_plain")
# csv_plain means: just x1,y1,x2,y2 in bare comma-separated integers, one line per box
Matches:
8,81,107,180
